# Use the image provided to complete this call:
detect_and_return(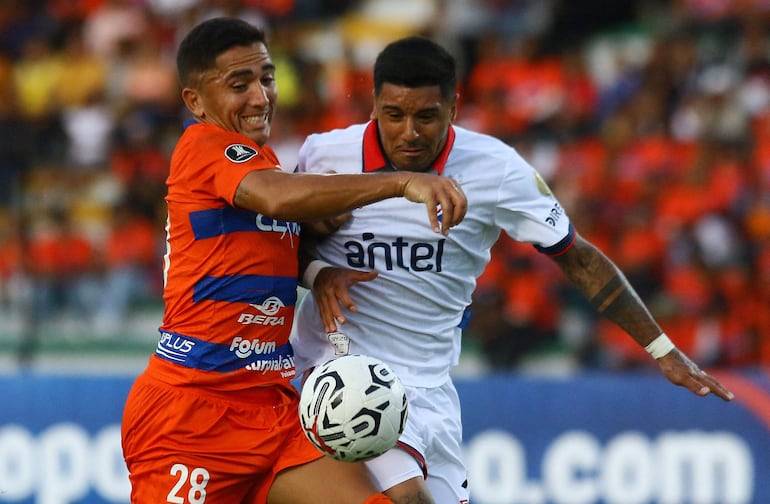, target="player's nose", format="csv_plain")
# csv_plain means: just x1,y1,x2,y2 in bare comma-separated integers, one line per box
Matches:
249,82,270,106
403,118,420,139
